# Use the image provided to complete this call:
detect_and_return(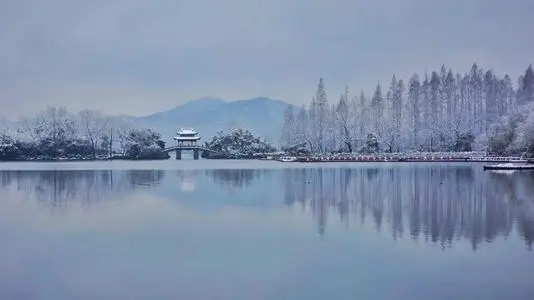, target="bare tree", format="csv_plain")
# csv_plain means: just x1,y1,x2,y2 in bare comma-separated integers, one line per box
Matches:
78,110,108,159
